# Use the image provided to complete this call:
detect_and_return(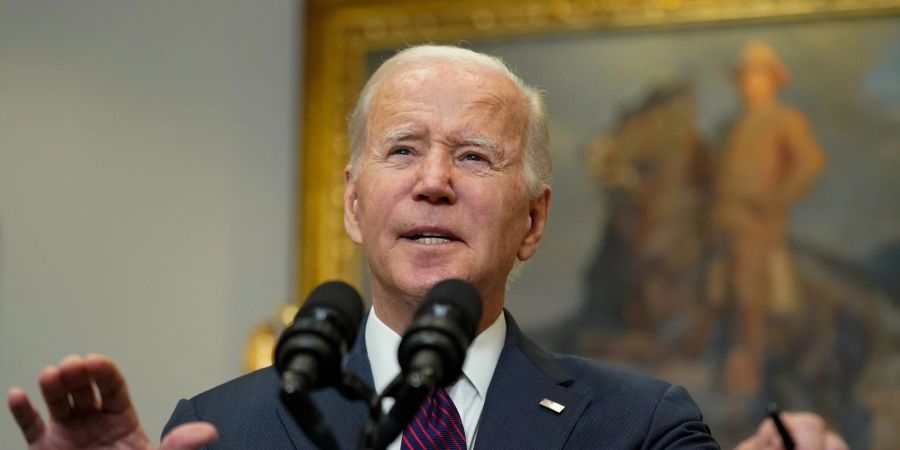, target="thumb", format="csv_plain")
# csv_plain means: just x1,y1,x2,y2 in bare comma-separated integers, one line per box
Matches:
732,436,756,450
825,431,849,450
159,422,218,450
